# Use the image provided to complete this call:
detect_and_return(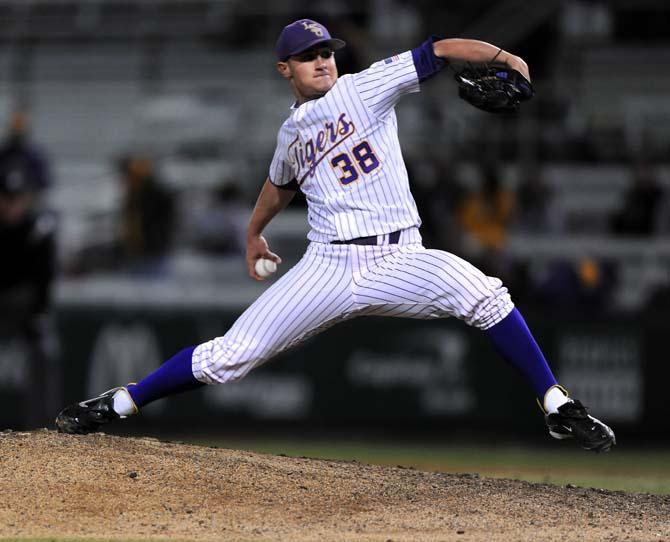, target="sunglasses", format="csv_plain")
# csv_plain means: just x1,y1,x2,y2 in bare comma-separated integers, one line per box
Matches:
293,49,334,62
